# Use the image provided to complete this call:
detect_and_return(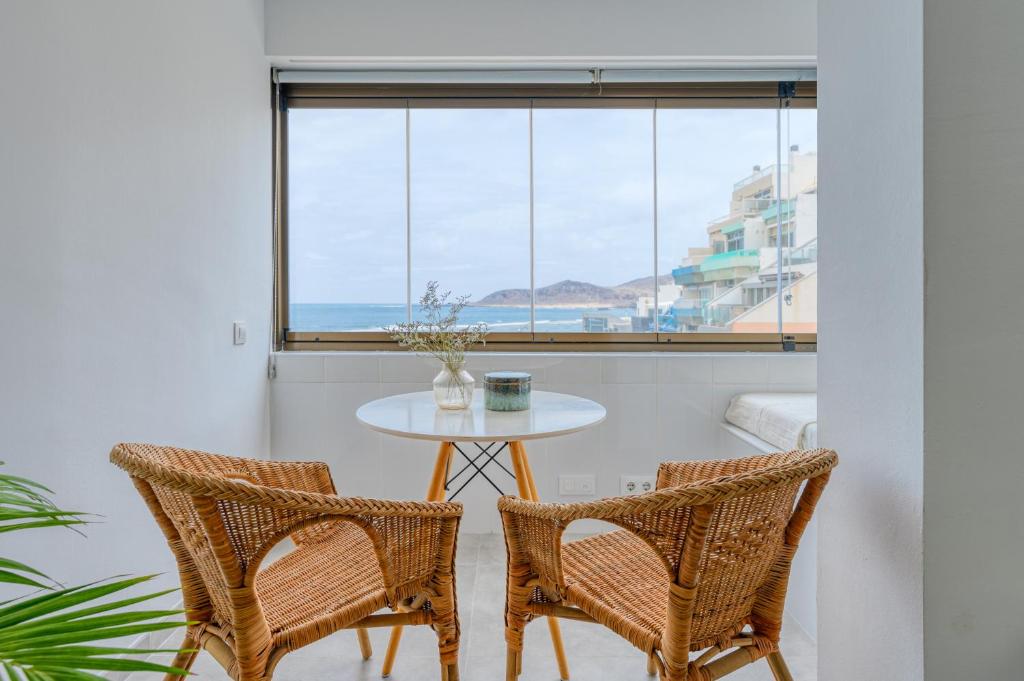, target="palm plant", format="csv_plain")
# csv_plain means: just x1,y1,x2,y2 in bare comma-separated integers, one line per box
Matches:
0,464,189,680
